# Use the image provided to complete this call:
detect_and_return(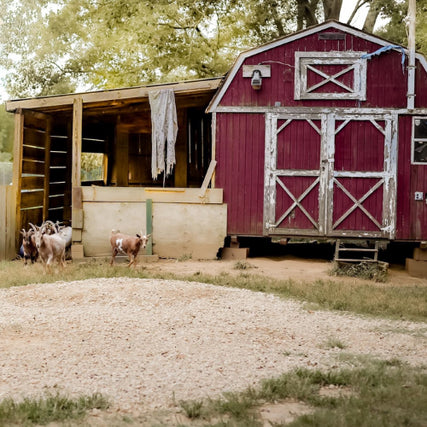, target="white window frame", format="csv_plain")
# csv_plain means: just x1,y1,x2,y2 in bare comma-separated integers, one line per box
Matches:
412,116,427,165
294,52,367,100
